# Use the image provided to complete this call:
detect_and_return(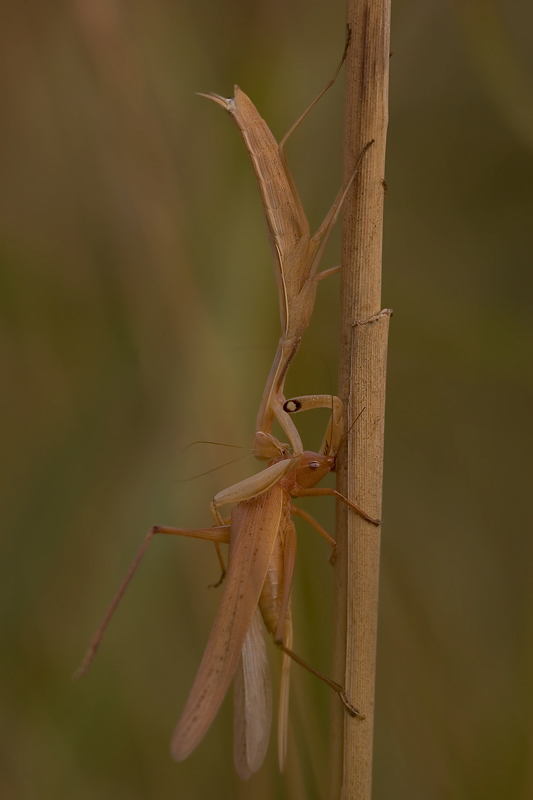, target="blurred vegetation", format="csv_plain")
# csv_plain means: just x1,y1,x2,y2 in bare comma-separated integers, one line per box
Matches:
1,0,532,798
